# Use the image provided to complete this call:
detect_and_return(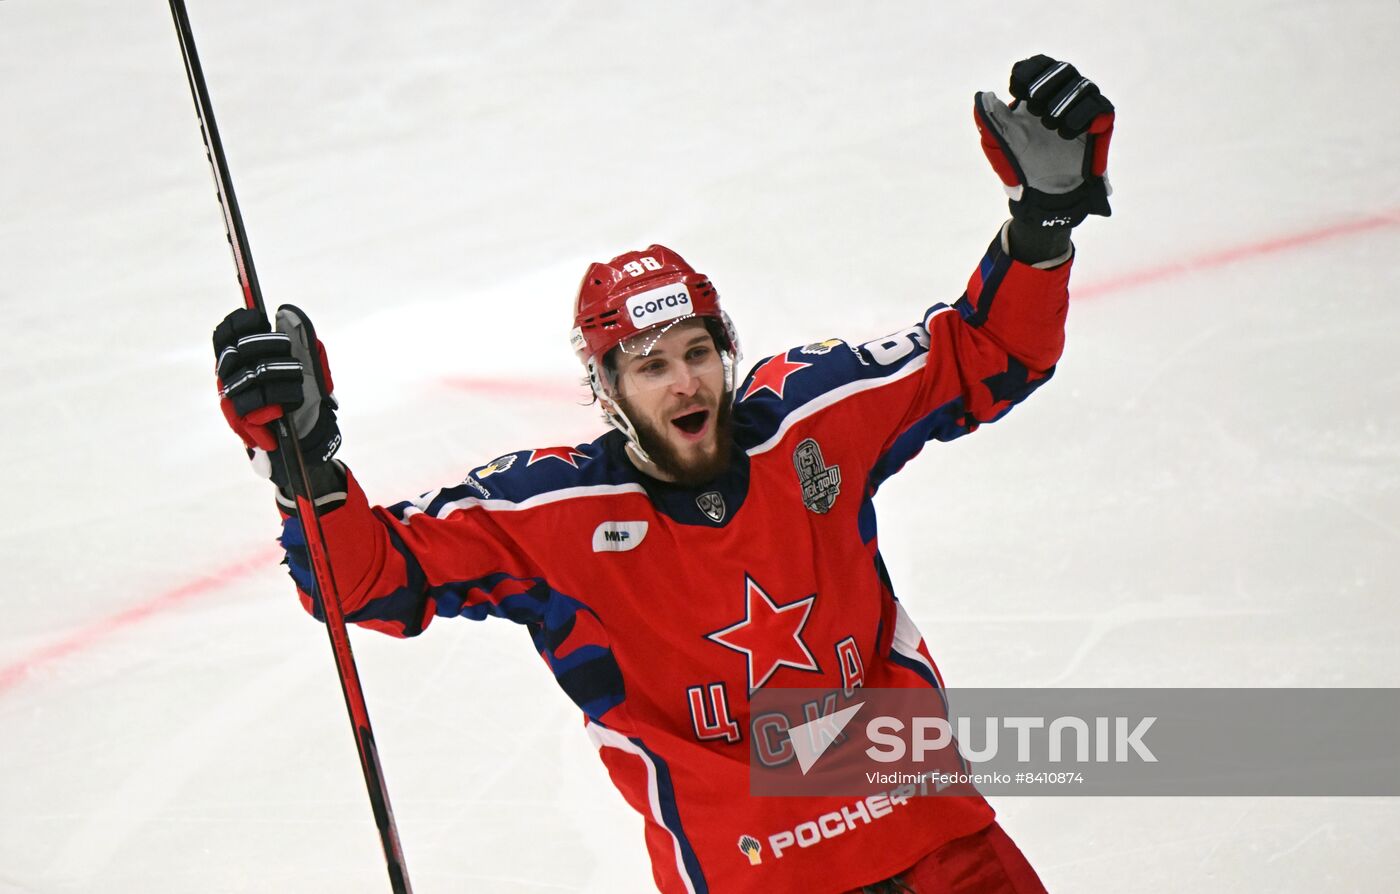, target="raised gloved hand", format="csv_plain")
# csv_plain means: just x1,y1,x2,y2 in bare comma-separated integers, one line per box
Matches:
975,55,1115,229
213,304,341,486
